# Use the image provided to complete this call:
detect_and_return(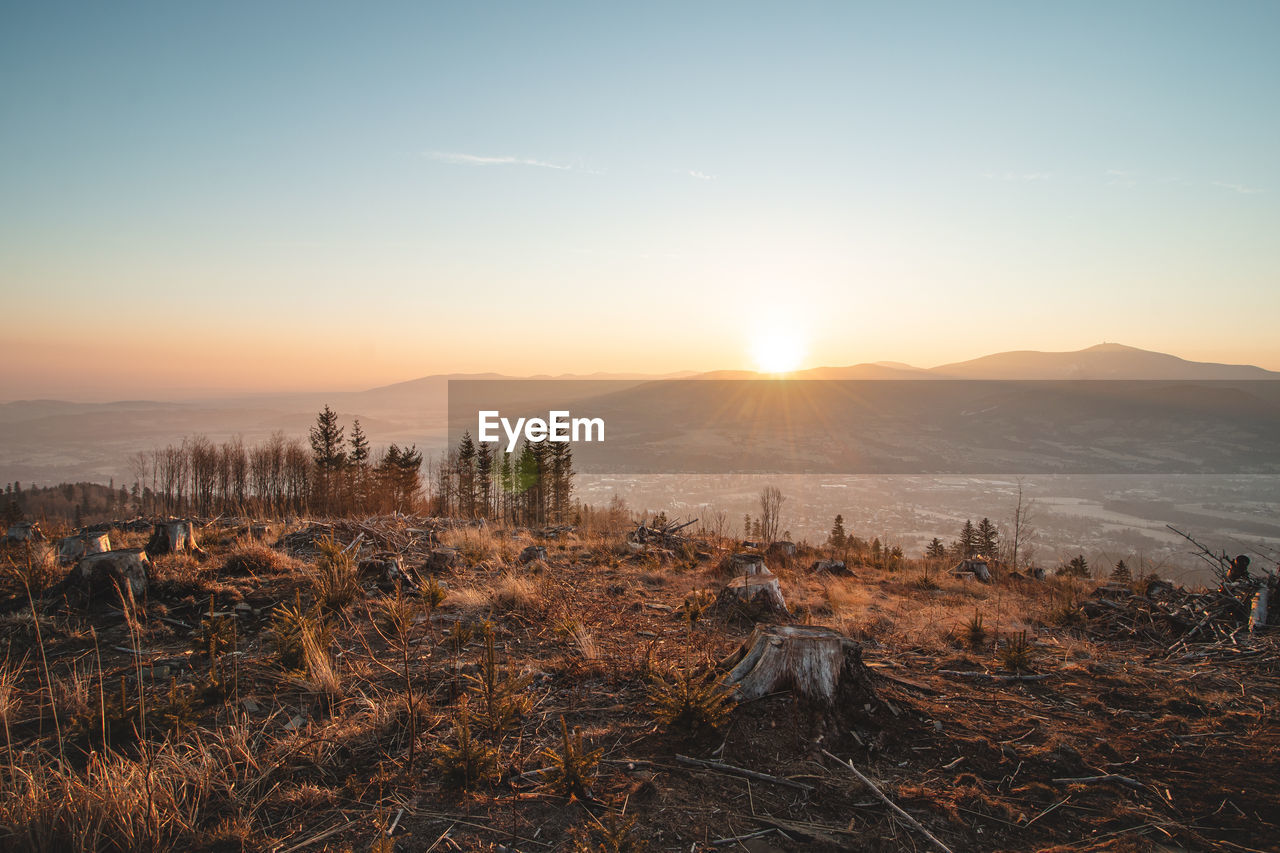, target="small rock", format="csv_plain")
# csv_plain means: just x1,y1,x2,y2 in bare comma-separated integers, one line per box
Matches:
518,545,547,564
